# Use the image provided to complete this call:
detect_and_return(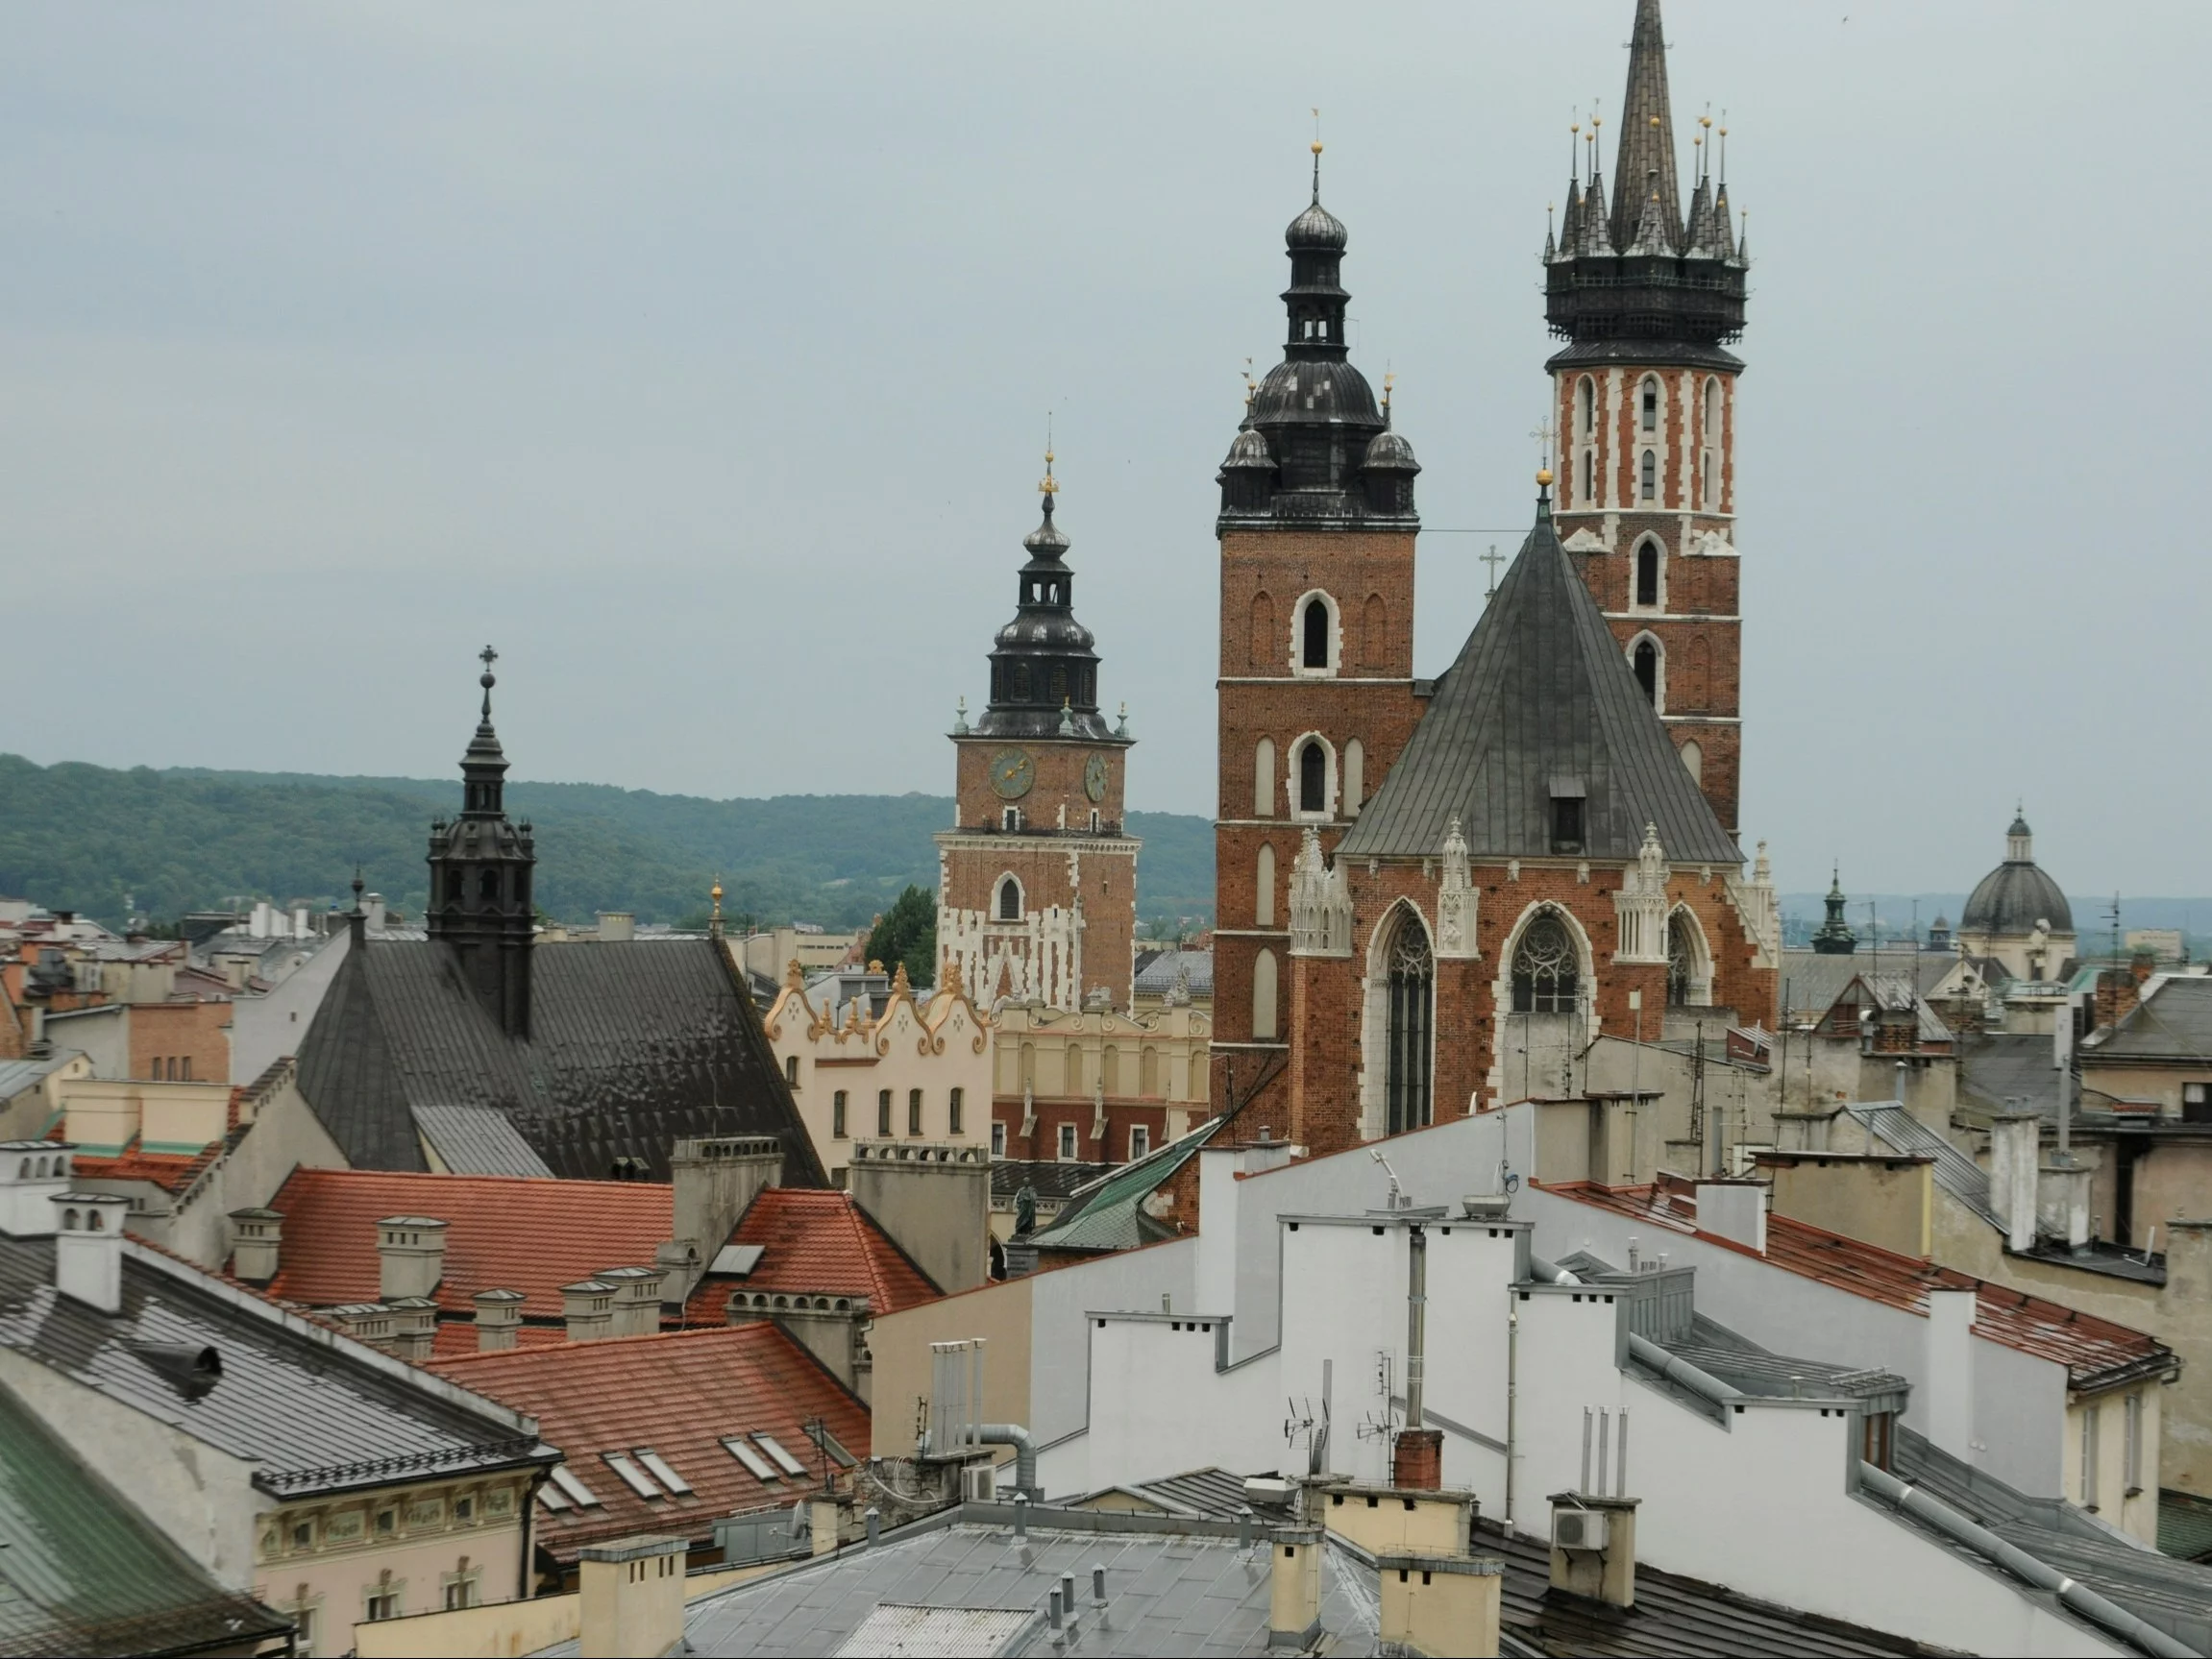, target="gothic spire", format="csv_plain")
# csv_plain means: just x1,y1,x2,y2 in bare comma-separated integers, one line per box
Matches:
460,645,510,817
1610,0,1684,252
975,451,1116,742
